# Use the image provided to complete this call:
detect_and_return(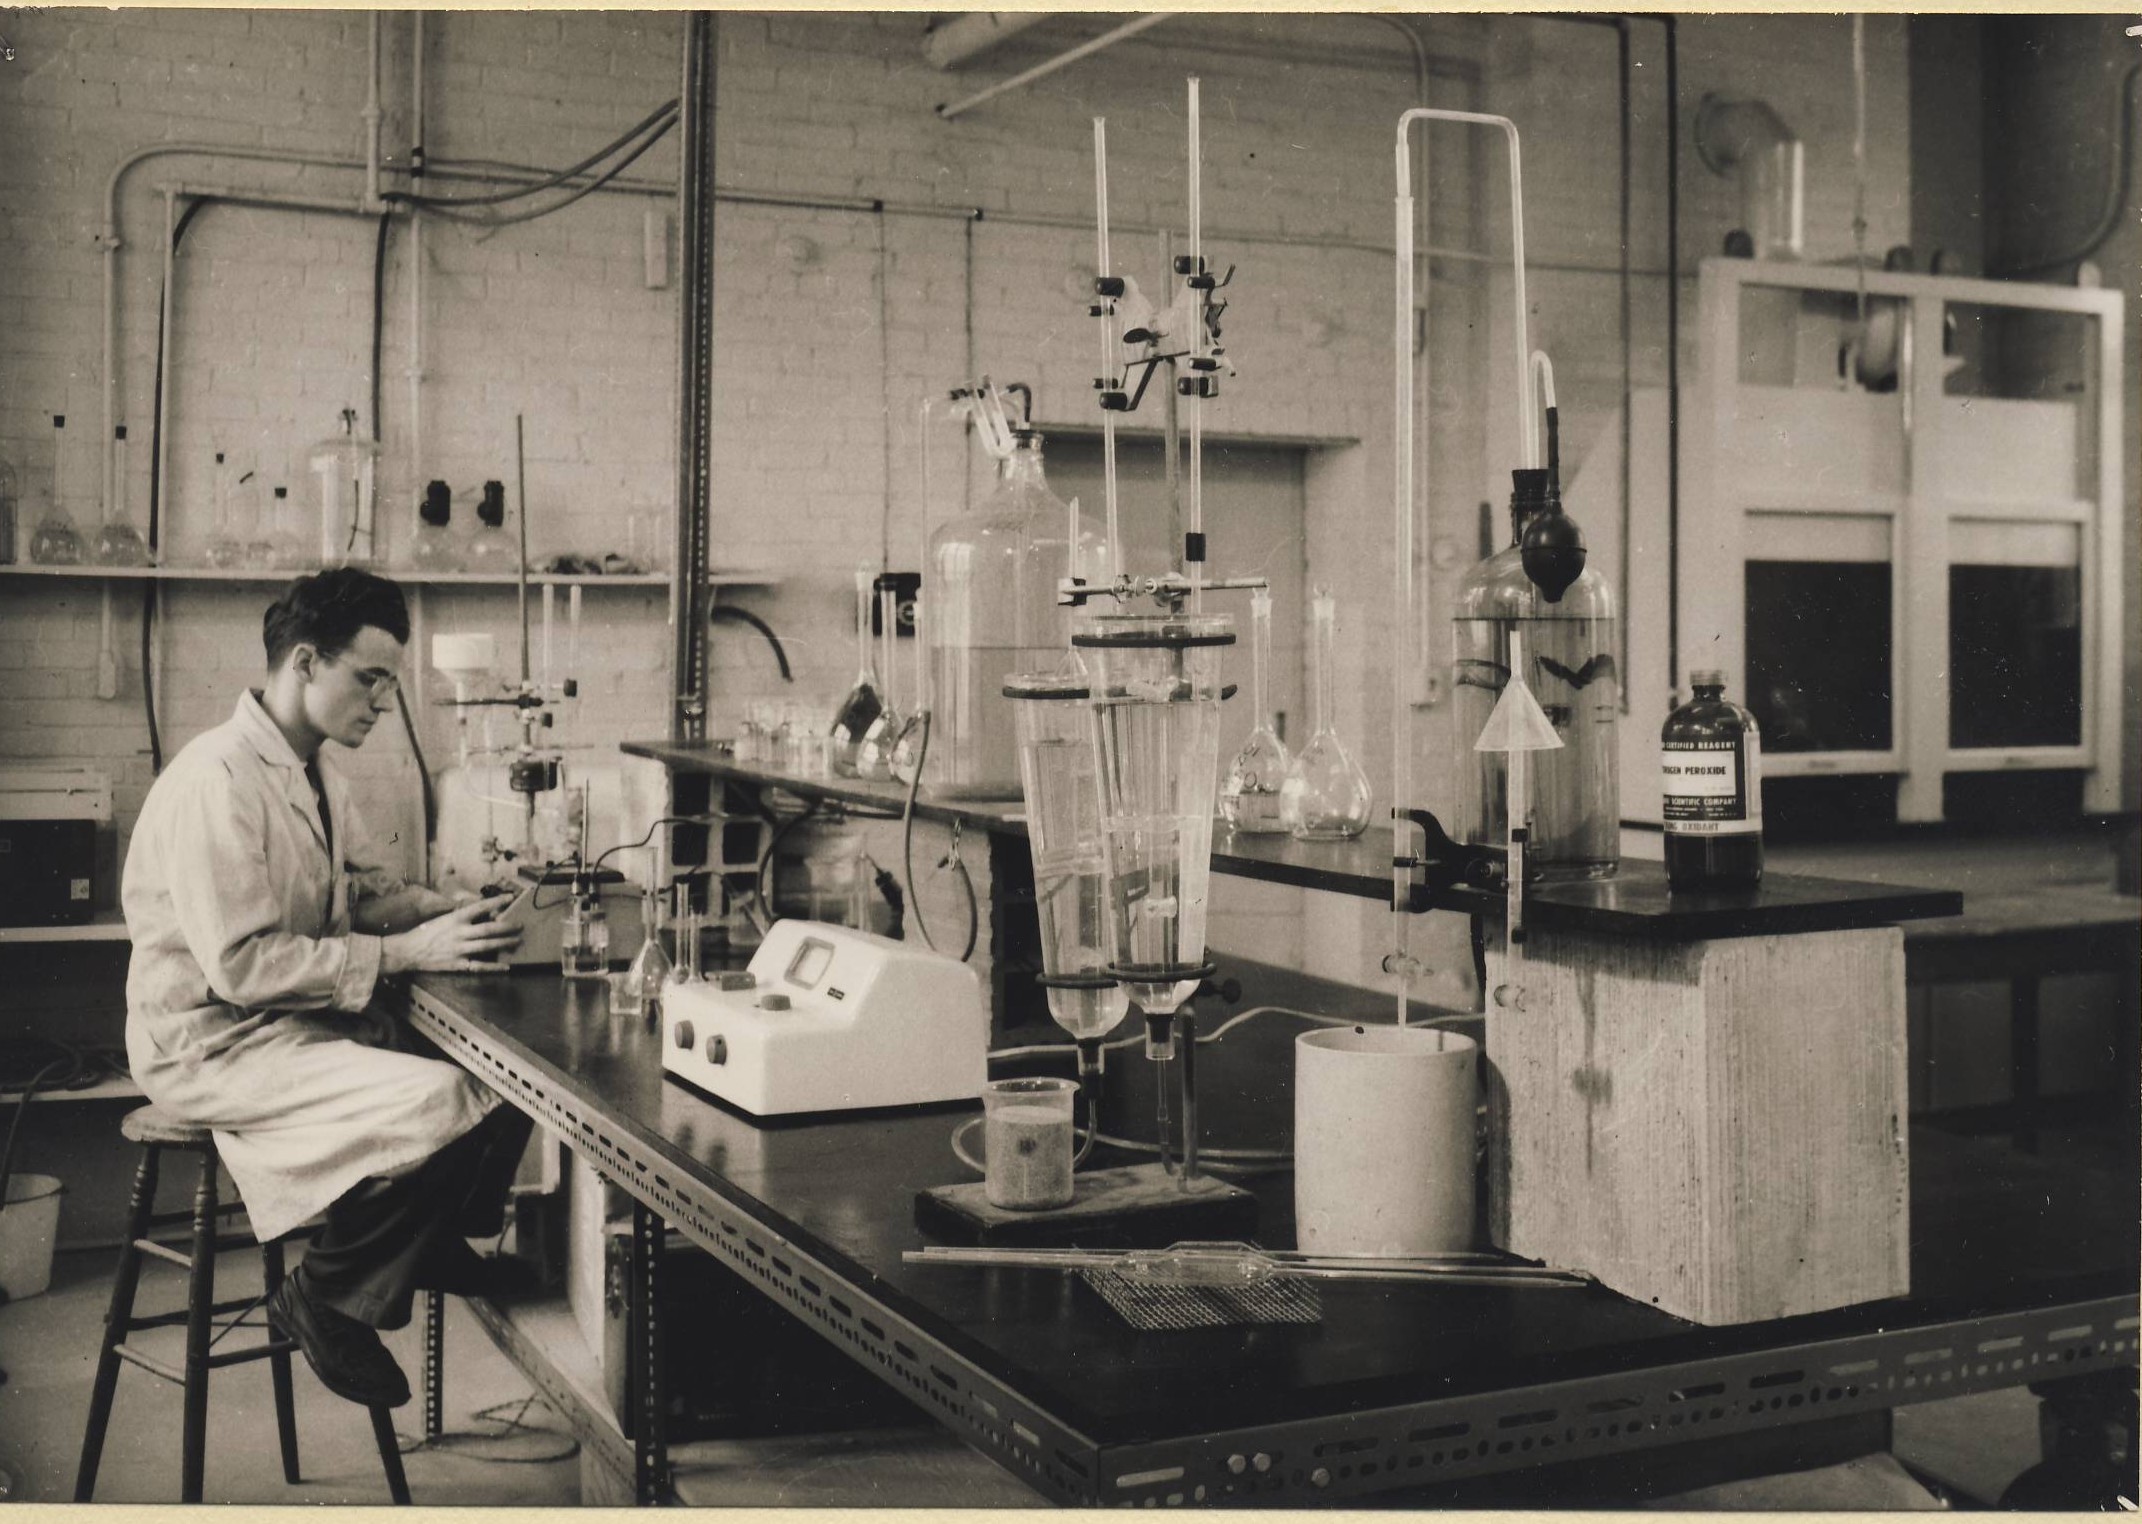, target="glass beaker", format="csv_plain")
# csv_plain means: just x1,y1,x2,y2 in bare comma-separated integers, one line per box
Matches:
1074,610,1233,1019
1450,469,1620,881
311,408,378,567
91,426,150,567
1006,666,1129,1043
981,1077,1077,1210
1219,586,1291,833
1281,587,1372,841
29,415,83,565
925,428,1110,800
828,564,883,776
